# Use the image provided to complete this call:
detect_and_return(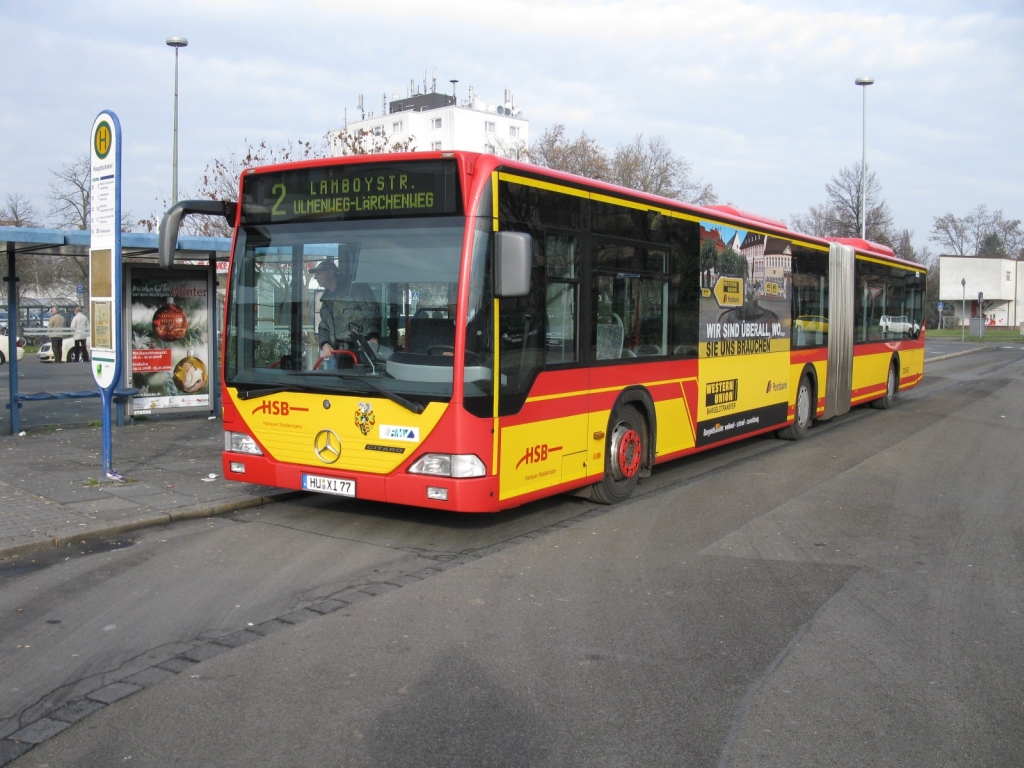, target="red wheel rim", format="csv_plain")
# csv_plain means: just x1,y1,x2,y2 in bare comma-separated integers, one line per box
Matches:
617,429,641,478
